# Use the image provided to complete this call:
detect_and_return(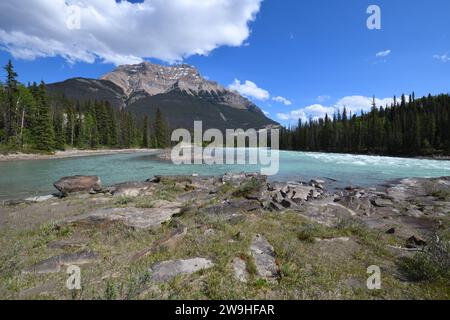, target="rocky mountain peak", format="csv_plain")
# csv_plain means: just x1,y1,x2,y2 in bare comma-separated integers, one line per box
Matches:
101,61,225,97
